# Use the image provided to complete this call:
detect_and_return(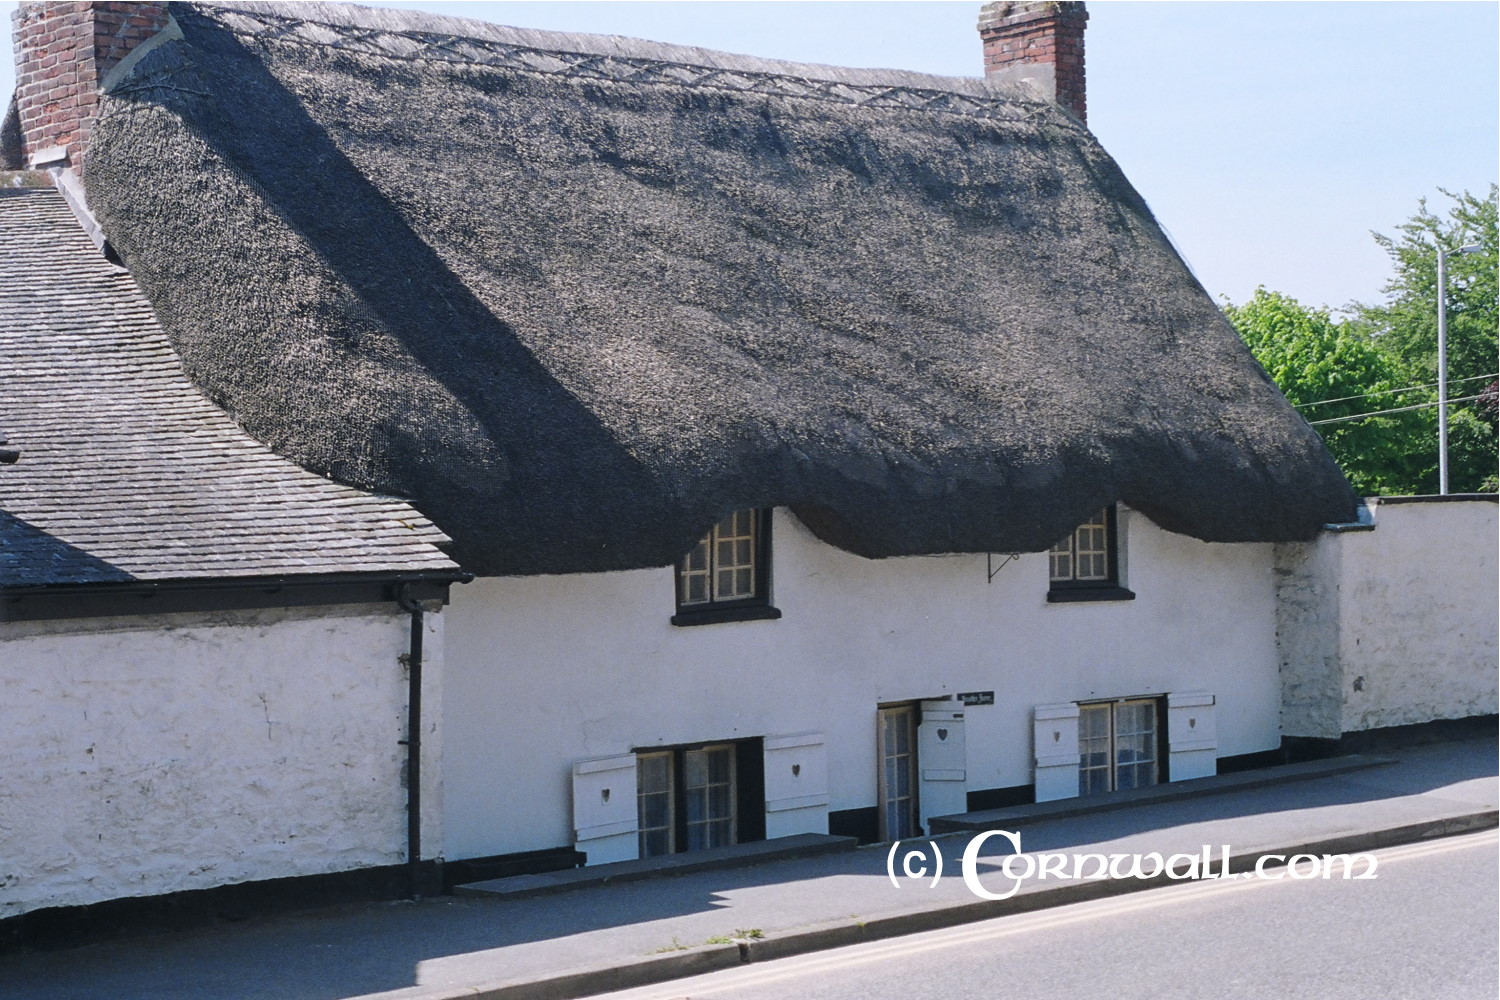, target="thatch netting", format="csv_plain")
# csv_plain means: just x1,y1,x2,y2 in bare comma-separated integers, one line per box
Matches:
83,1,1355,575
